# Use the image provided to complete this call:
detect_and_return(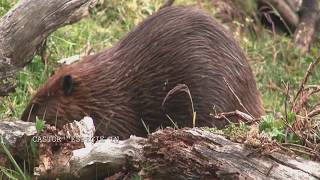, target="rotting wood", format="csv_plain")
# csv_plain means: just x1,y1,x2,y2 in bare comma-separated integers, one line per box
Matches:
0,119,319,179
